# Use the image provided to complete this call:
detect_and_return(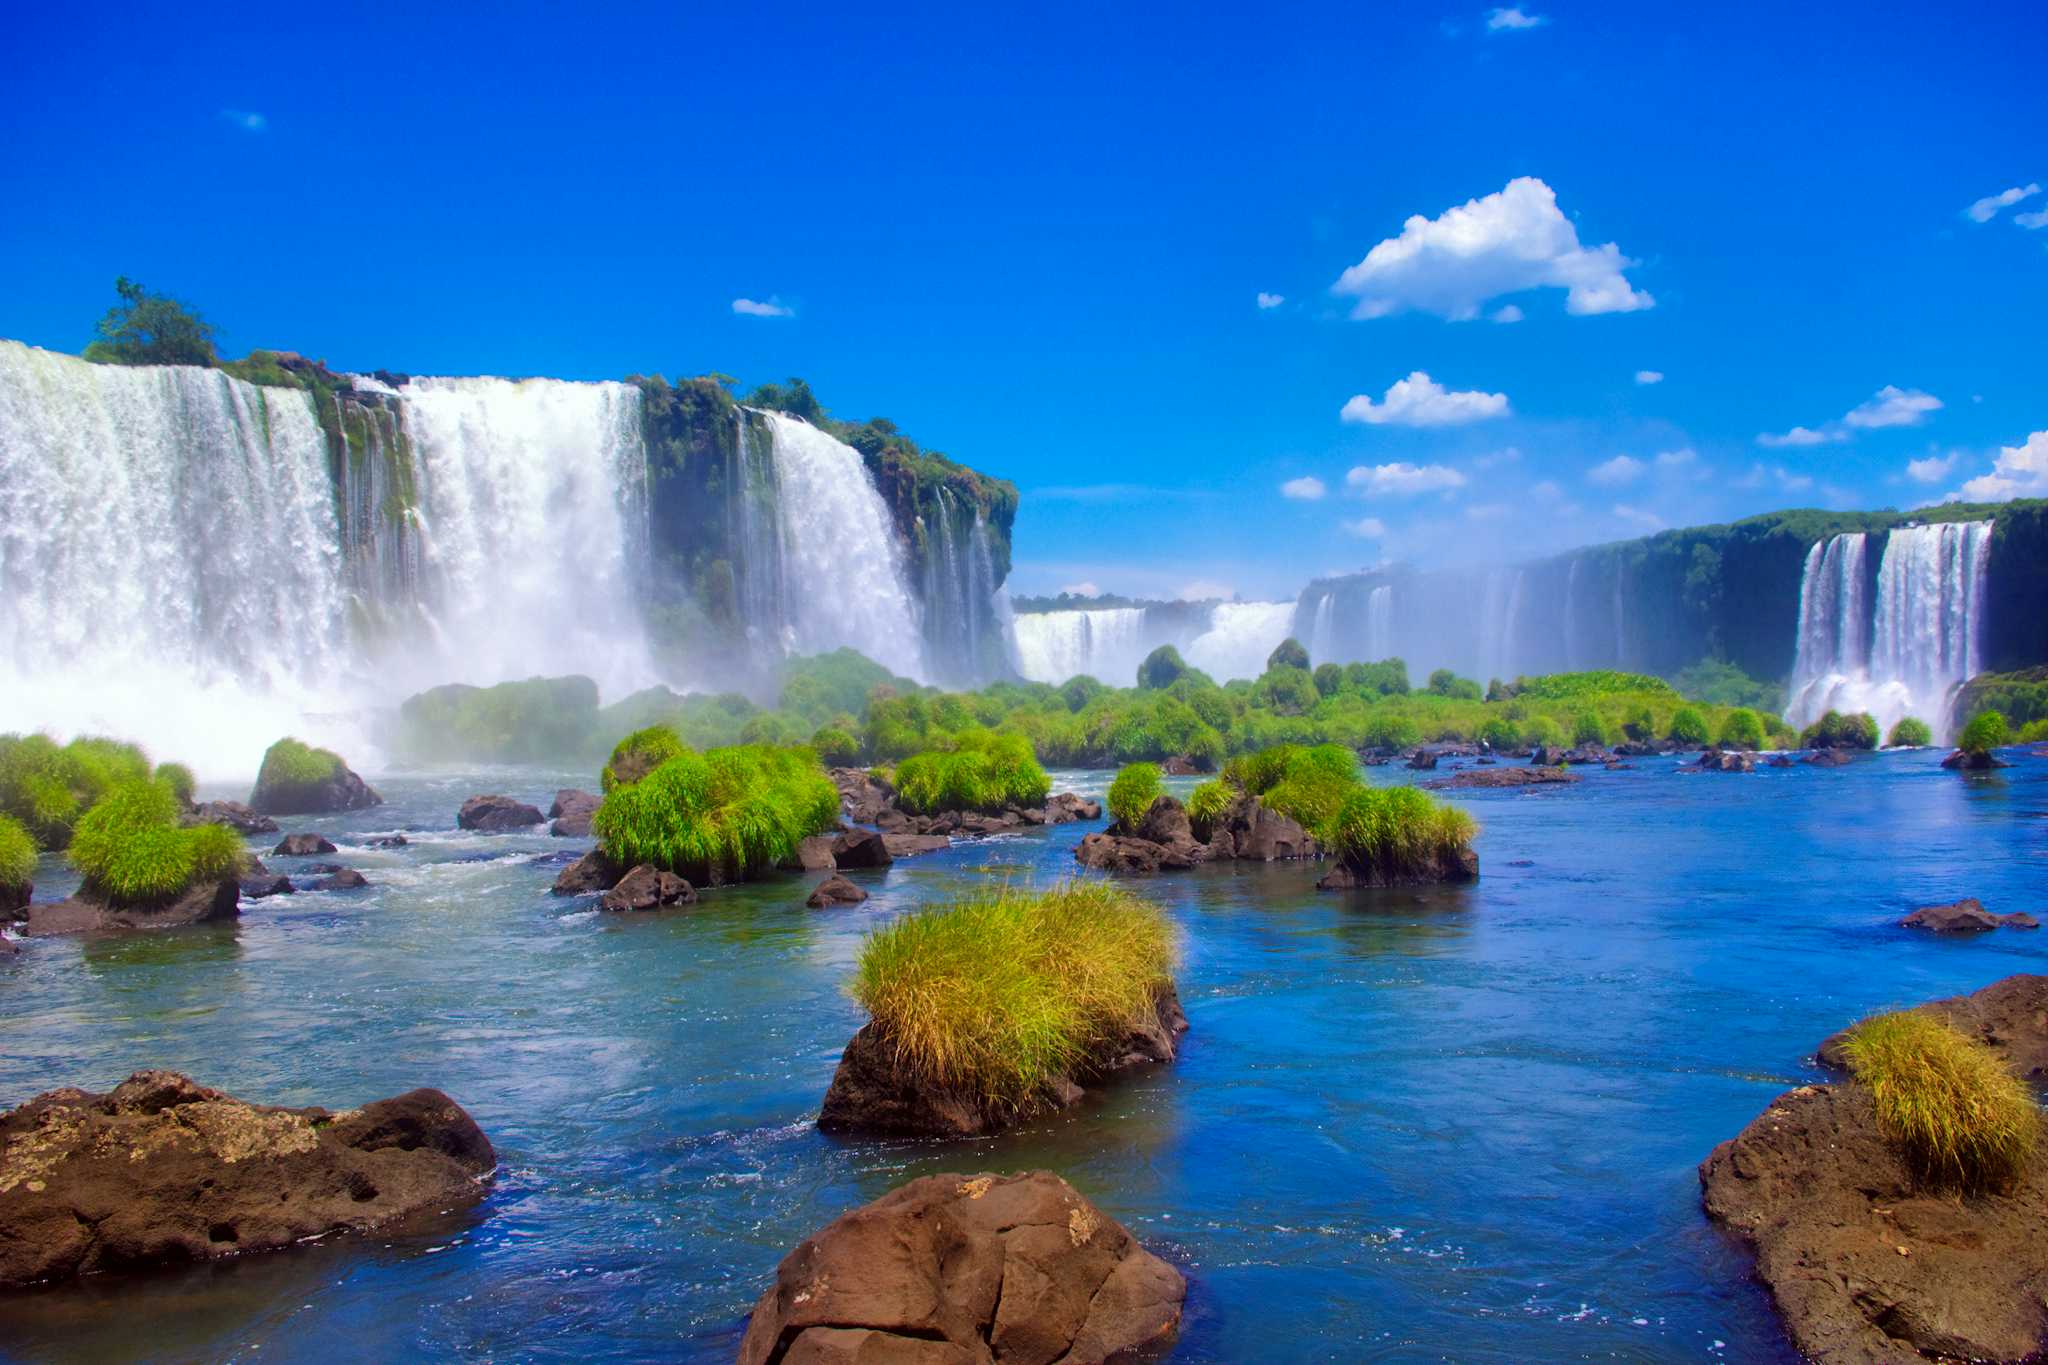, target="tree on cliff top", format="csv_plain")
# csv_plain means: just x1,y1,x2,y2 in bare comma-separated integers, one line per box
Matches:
83,277,219,367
